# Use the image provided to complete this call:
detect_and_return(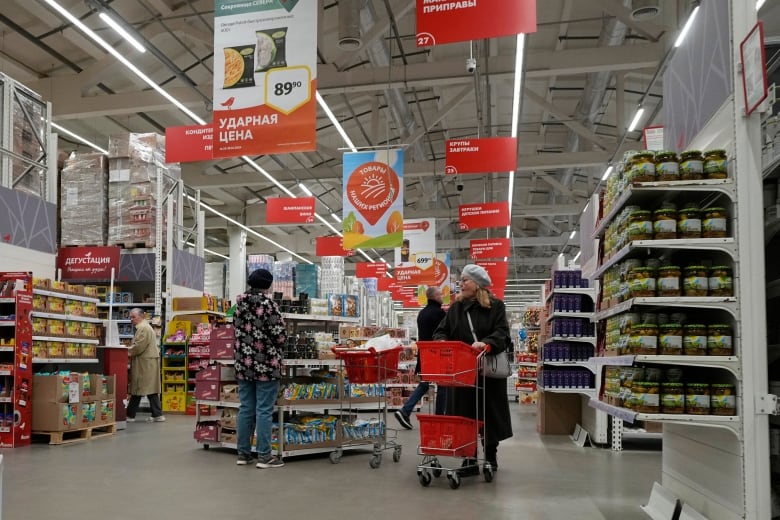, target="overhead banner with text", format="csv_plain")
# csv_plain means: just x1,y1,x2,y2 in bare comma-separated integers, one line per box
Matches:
165,124,214,163
392,252,451,308
445,137,517,175
459,202,510,231
470,238,511,259
56,246,121,281
212,0,317,157
476,260,508,300
394,218,436,281
315,236,353,257
266,197,316,224
416,0,536,47
356,262,388,279
342,149,404,250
